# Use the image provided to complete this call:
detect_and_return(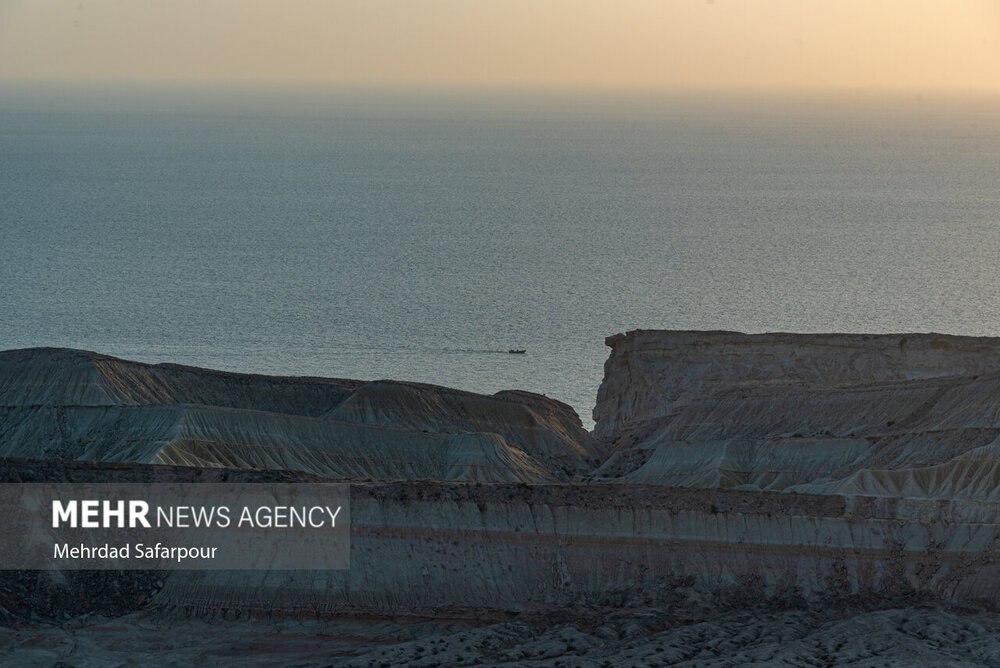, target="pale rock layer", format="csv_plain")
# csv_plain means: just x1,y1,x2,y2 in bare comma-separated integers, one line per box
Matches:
593,331,1000,500
0,348,598,482
5,334,1000,619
